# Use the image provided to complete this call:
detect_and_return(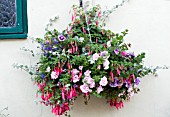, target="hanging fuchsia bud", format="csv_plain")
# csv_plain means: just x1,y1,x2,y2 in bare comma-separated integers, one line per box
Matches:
97,65,101,70
96,38,98,43
82,26,86,34
96,20,99,26
72,44,75,53
108,35,110,39
117,68,120,75
98,11,101,17
110,71,114,82
119,100,124,108
72,14,76,21
78,71,82,79
75,42,78,52
62,87,66,100
67,61,71,69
